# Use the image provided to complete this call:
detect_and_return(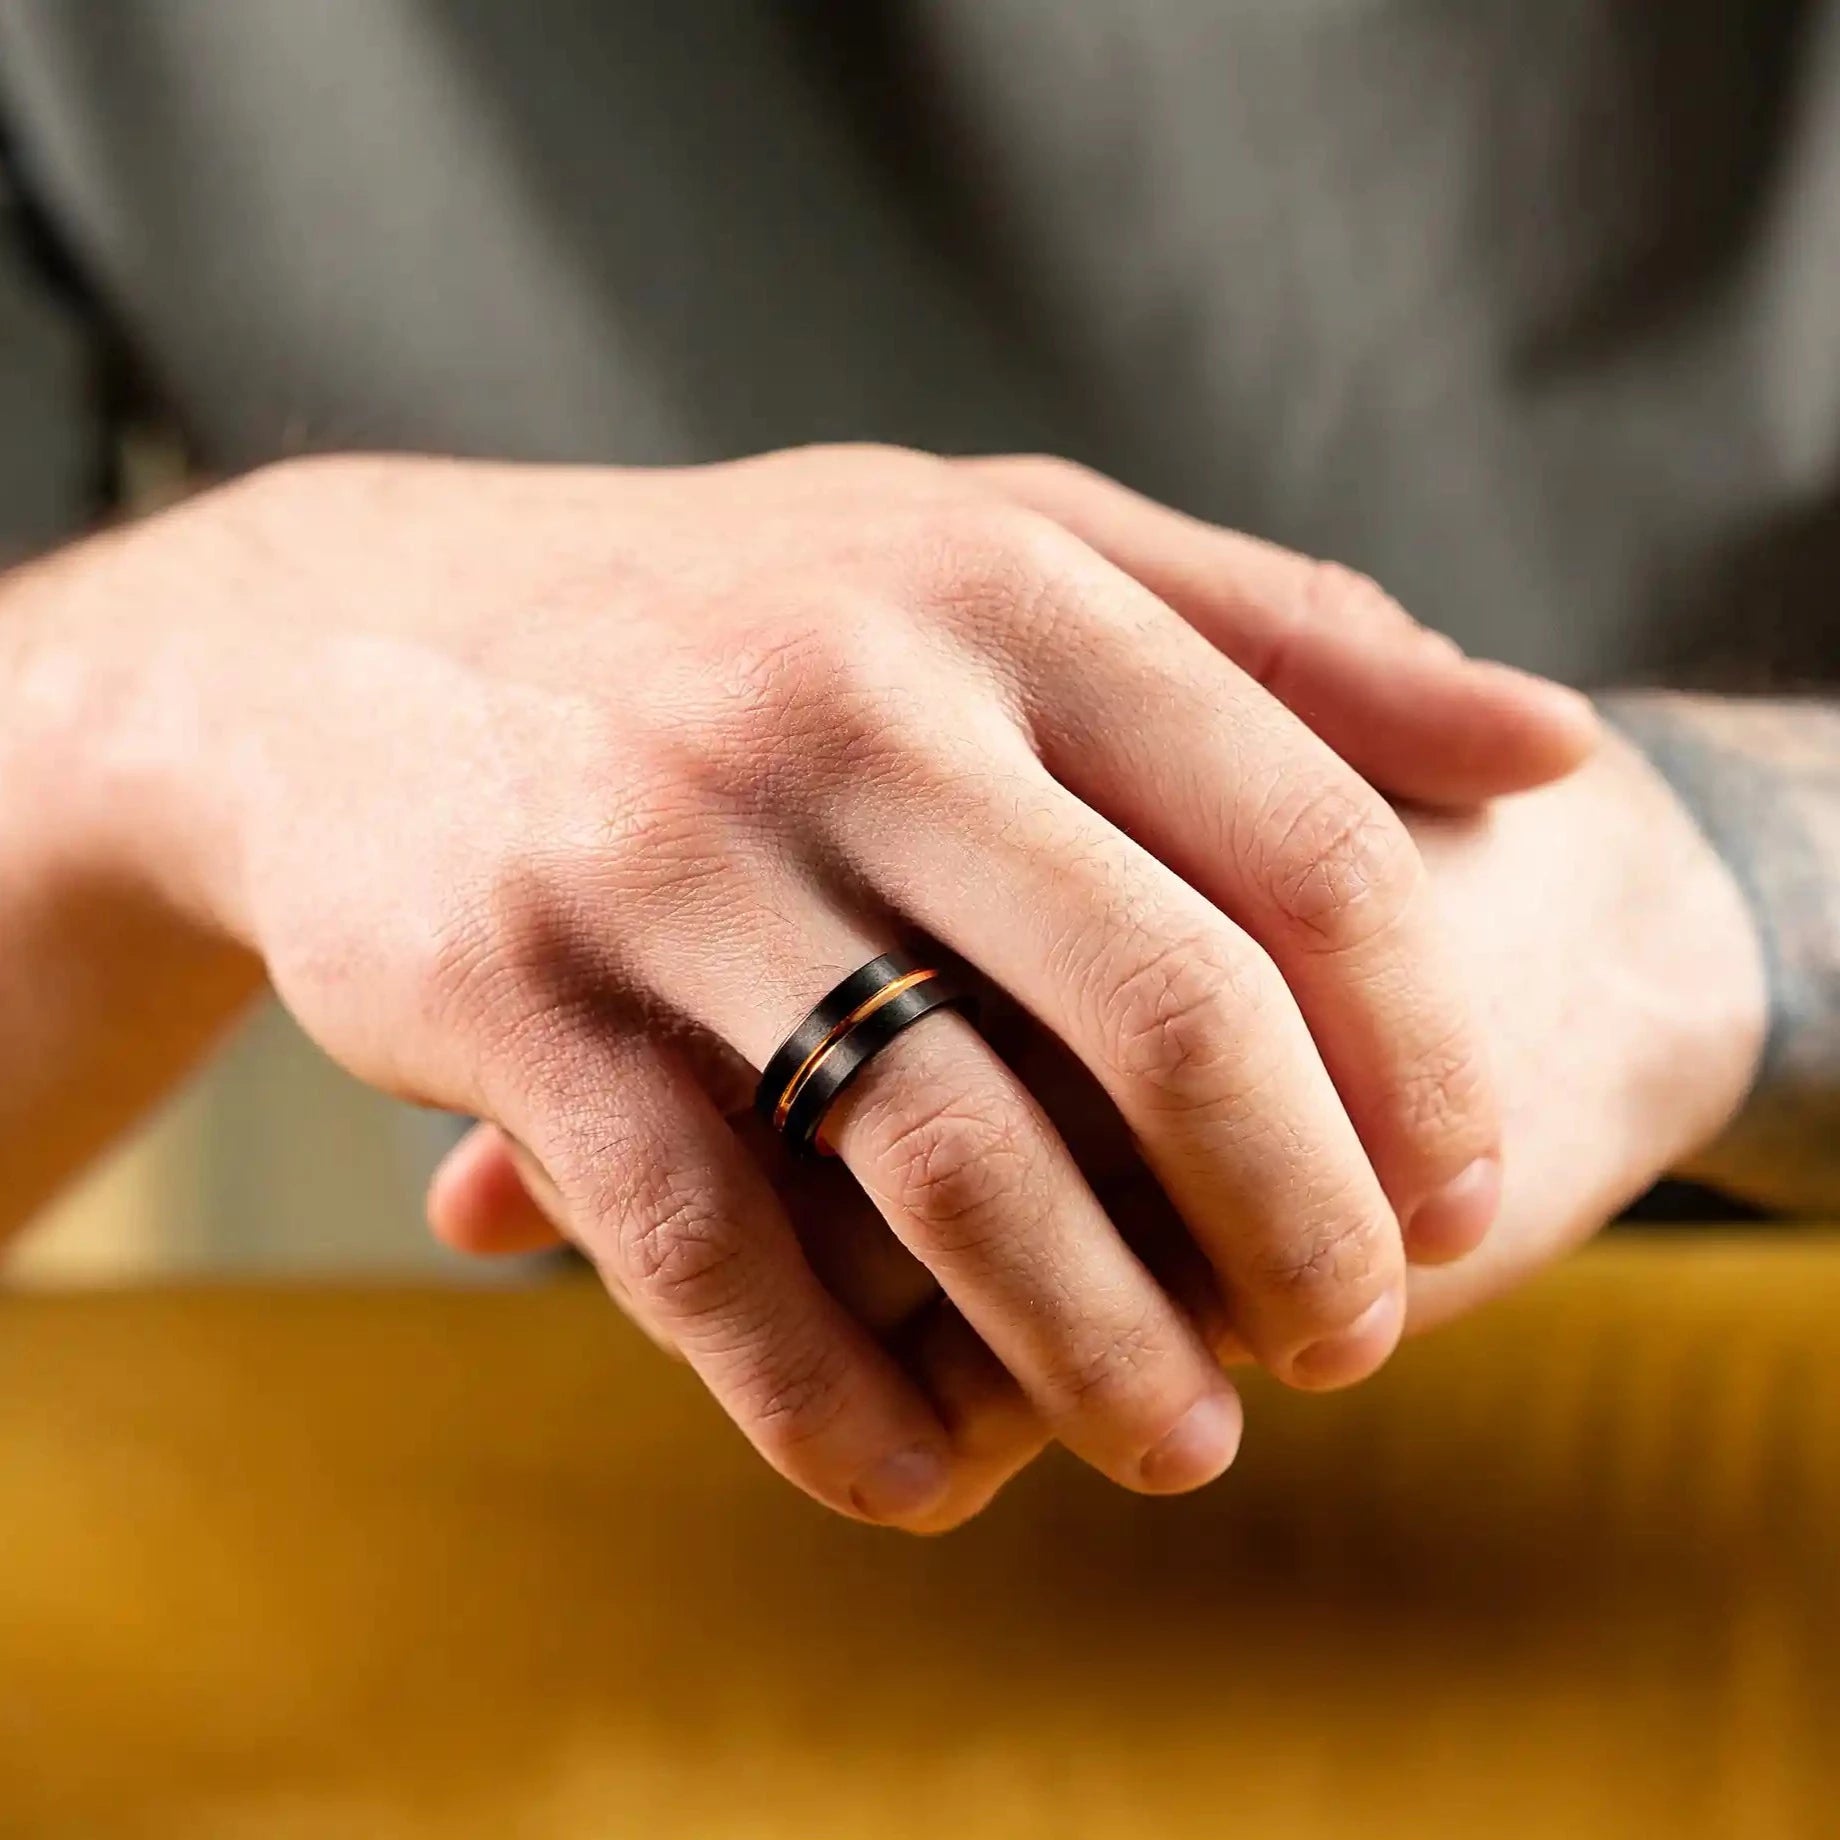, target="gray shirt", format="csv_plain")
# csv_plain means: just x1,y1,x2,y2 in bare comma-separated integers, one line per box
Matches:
1,0,1835,685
